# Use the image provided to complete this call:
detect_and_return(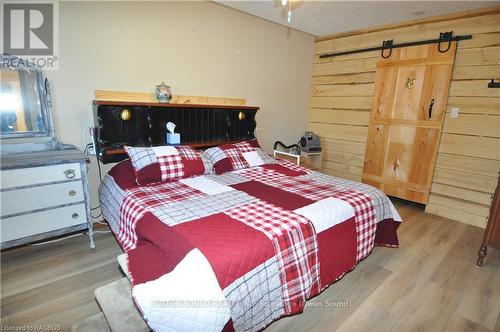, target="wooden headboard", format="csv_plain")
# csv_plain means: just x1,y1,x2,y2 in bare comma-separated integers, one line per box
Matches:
93,100,259,163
